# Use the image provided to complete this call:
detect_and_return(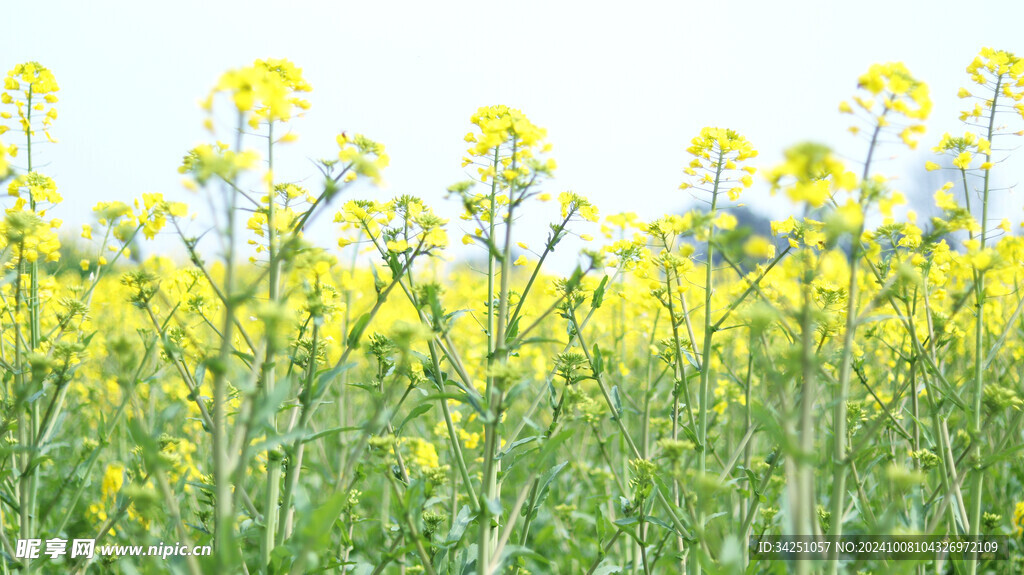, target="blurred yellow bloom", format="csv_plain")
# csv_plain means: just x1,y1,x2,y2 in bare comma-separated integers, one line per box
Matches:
743,236,776,259
101,463,125,500
934,189,958,211
952,151,972,169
